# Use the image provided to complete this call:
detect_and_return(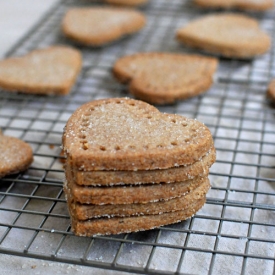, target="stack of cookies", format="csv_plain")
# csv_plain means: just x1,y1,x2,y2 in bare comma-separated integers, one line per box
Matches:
62,98,215,236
